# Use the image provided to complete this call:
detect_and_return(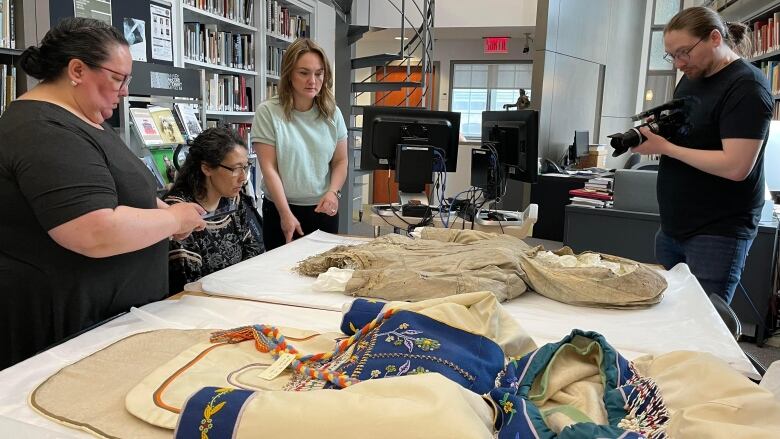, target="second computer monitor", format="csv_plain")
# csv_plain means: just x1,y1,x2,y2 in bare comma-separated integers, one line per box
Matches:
575,130,590,157
360,106,461,173
481,109,539,183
